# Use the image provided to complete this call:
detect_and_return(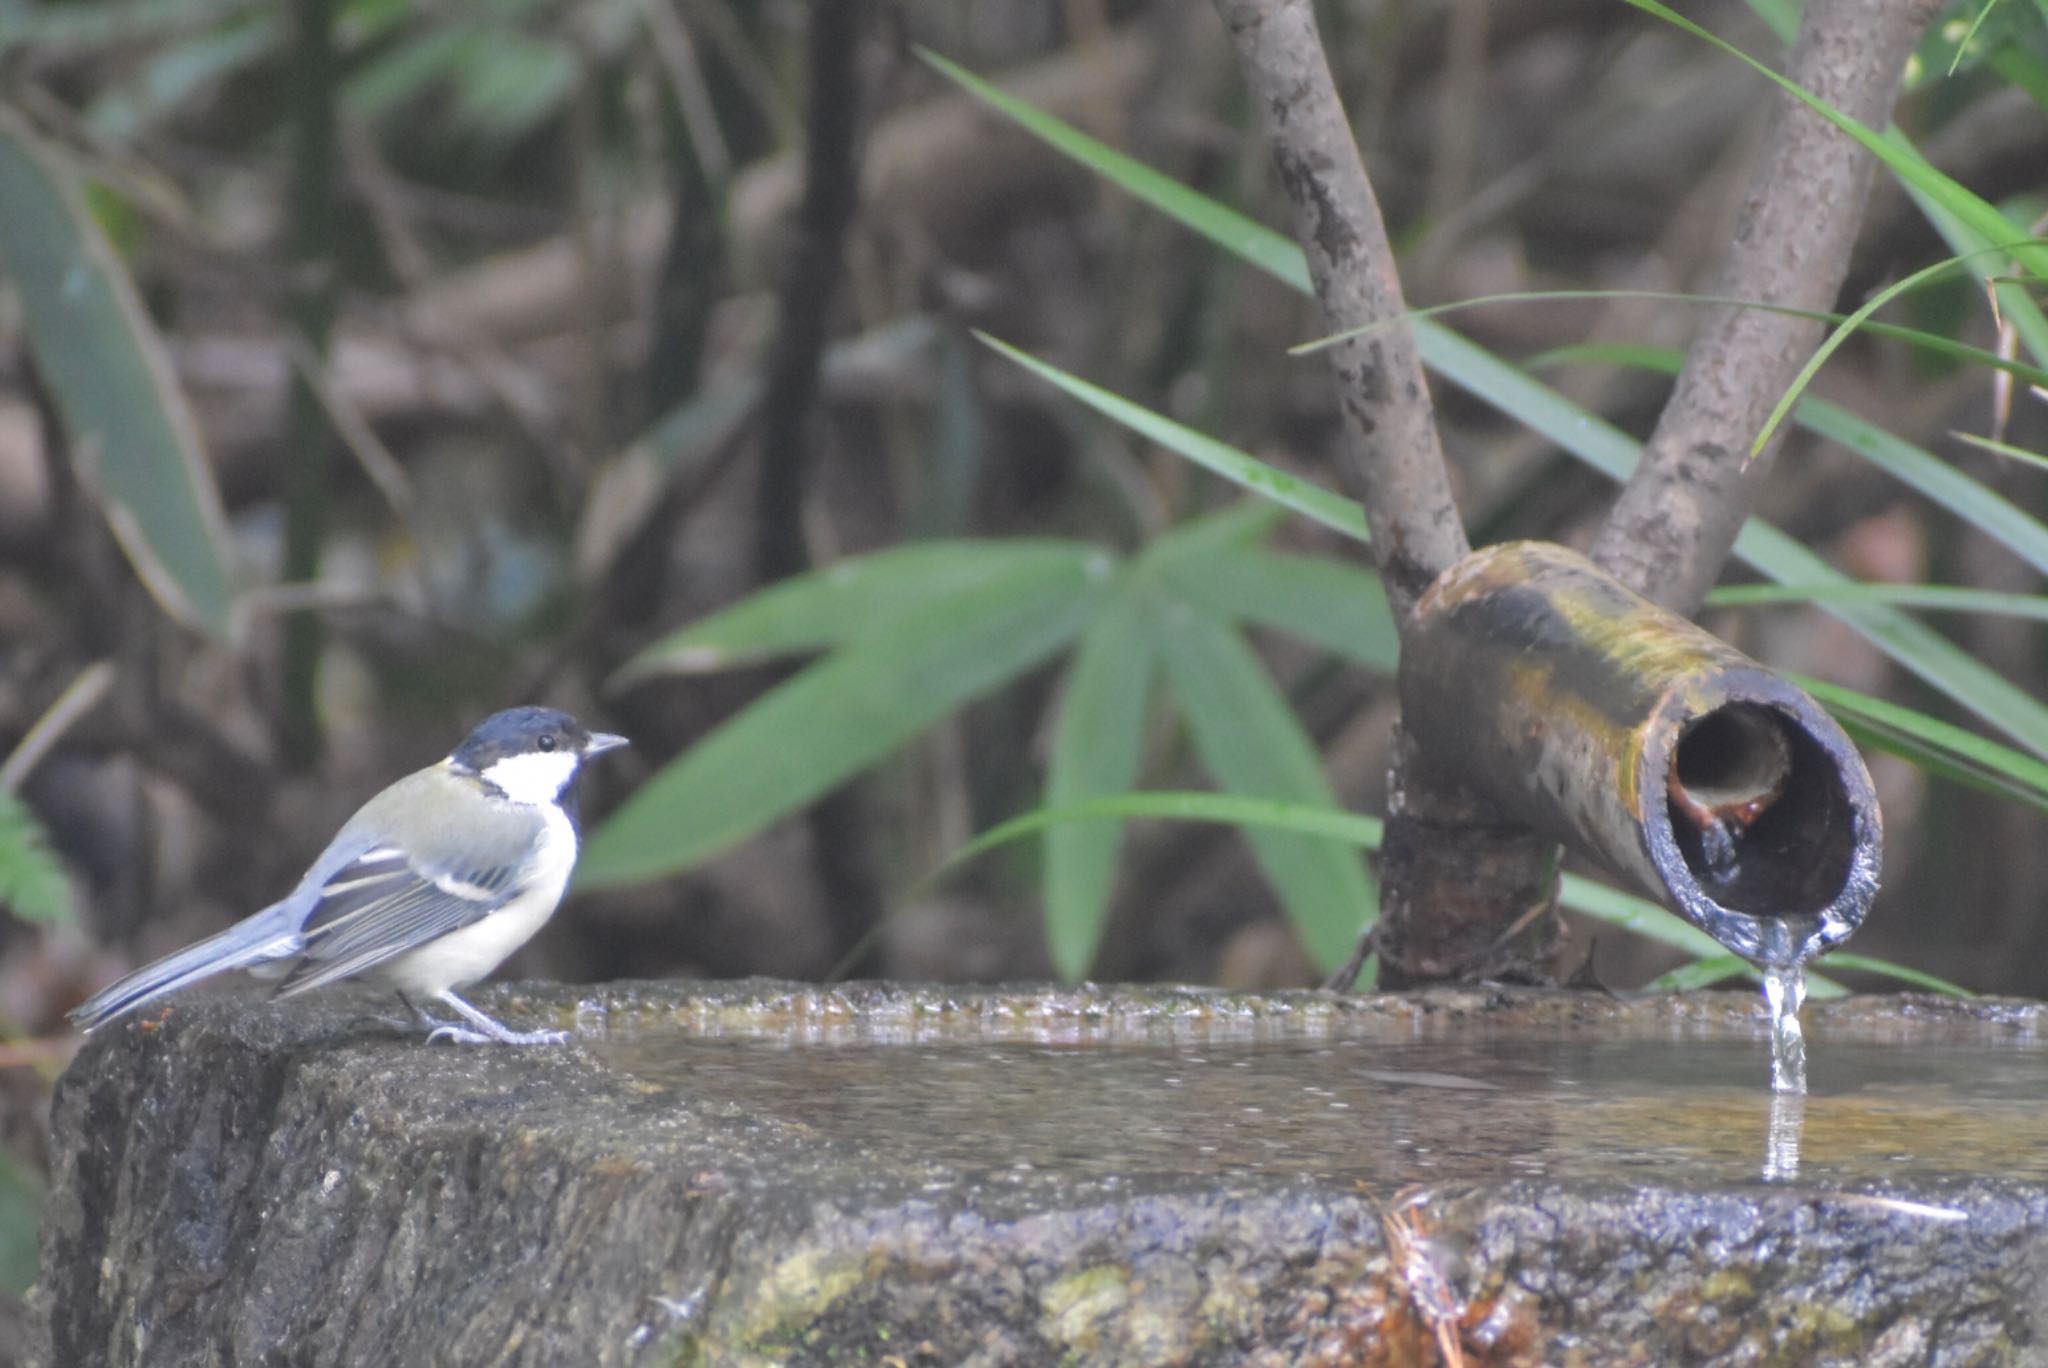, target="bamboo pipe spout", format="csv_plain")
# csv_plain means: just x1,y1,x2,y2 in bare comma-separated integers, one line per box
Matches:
1397,542,1882,968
